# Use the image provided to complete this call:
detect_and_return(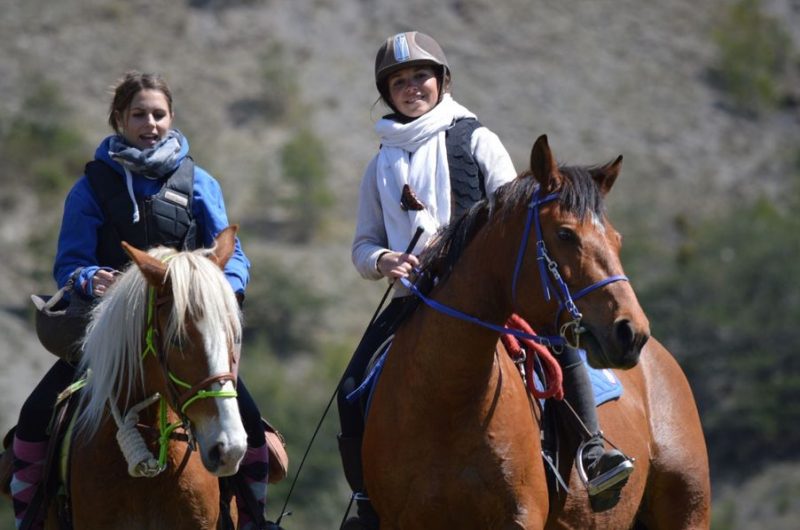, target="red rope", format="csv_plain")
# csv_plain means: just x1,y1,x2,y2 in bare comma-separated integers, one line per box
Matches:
501,314,564,400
